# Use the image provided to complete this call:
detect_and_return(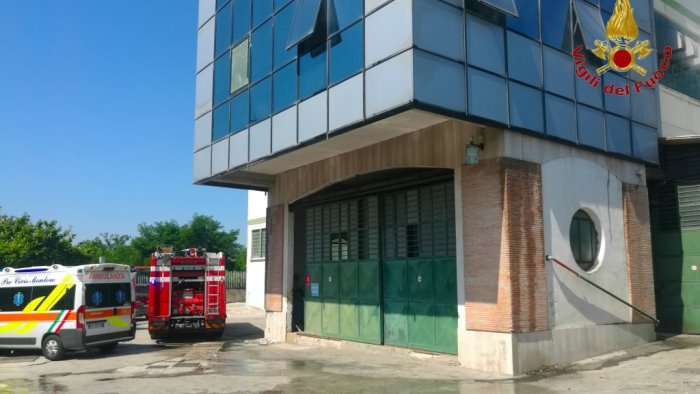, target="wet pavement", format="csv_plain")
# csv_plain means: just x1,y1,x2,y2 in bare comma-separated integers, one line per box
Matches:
0,304,698,393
